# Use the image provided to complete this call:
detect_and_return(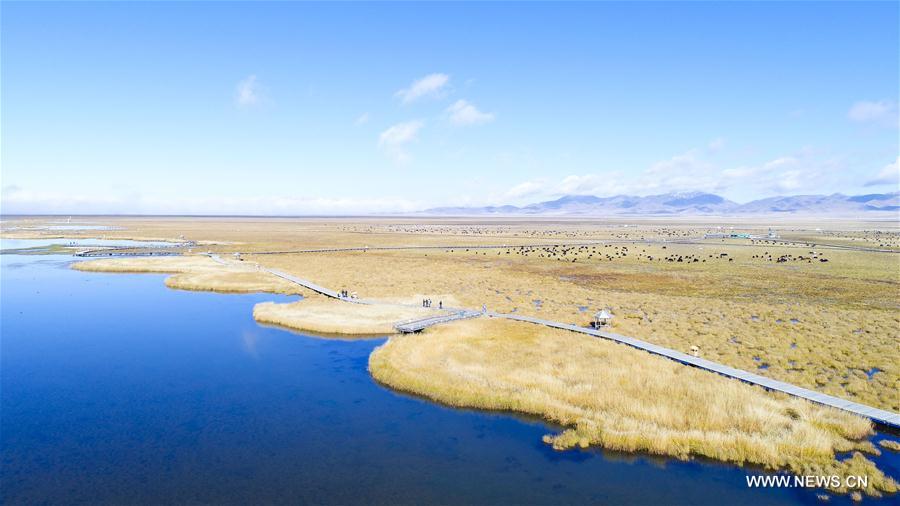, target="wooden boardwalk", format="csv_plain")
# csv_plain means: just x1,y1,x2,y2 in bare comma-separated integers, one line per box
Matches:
75,250,182,258
75,242,196,257
492,312,900,428
262,263,481,331
394,310,482,333
266,268,344,300
152,252,900,428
